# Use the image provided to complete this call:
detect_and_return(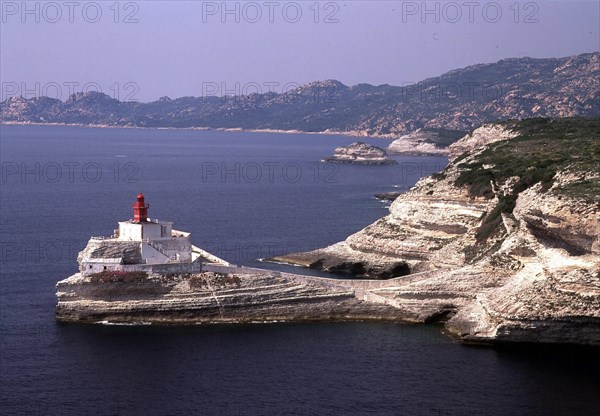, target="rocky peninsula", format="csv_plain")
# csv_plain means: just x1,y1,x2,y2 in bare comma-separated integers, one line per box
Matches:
273,118,600,346
55,195,406,326
322,142,397,165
